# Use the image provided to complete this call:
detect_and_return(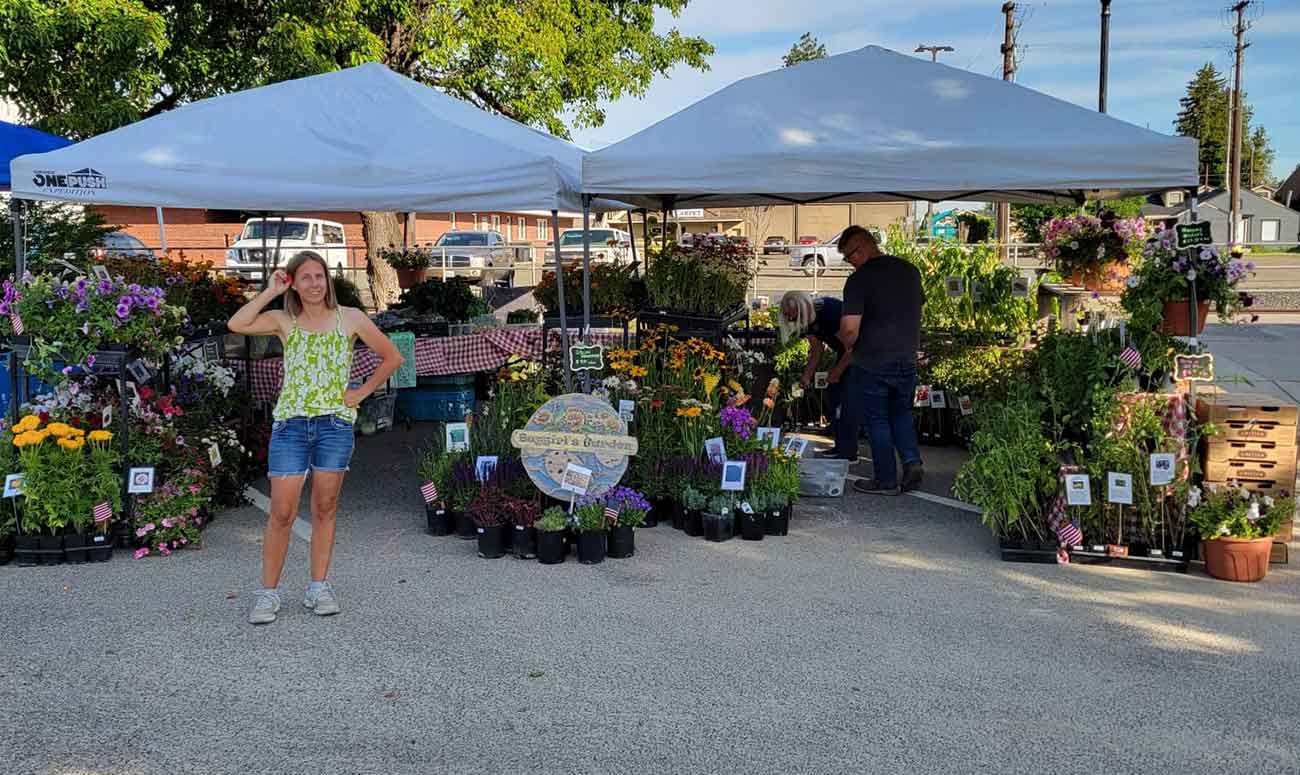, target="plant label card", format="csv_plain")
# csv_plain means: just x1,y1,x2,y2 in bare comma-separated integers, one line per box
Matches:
445,422,469,452
618,399,635,422
92,264,111,283
127,382,141,406
202,339,222,363
945,276,964,298
1065,474,1092,506
126,359,151,385
568,344,604,372
782,436,808,458
1149,453,1176,486
1107,472,1133,505
1011,276,1030,298
102,405,112,428
721,460,746,492
208,442,222,468
971,282,984,303
475,455,498,482
560,463,592,496
958,395,974,416
914,385,931,407
814,371,828,390
756,427,781,449
704,437,726,464
740,501,754,514
3,473,23,498
929,389,947,409
128,467,156,494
